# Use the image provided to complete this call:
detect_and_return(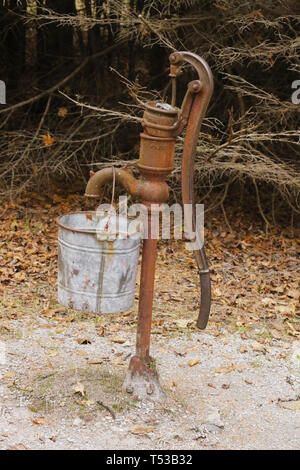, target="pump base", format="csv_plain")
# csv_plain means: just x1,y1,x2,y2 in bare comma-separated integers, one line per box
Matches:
123,356,166,402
